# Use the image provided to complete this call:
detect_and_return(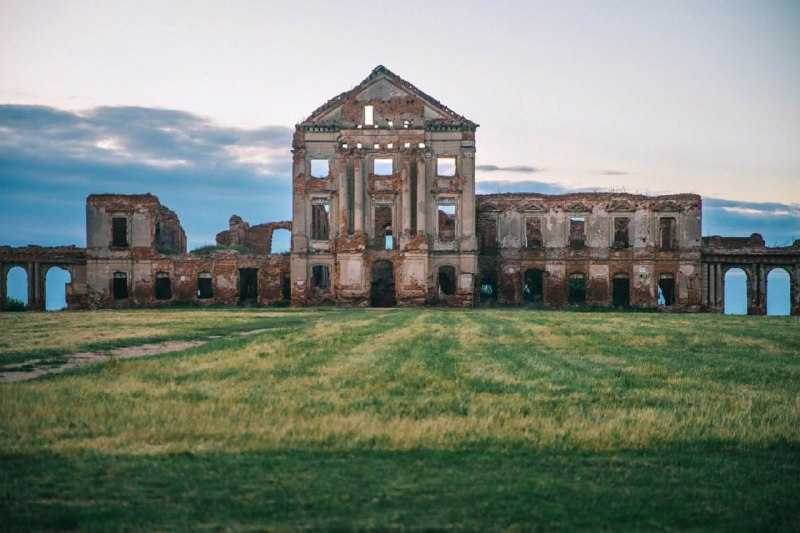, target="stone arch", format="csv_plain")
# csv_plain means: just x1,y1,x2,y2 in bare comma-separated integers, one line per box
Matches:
44,265,72,311
766,267,790,316
437,265,457,296
723,267,748,315
5,264,29,309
